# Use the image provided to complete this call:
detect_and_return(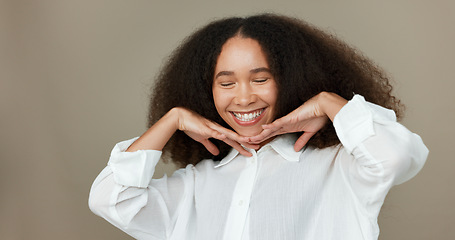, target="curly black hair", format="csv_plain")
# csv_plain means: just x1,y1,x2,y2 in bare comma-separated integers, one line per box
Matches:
148,13,403,167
